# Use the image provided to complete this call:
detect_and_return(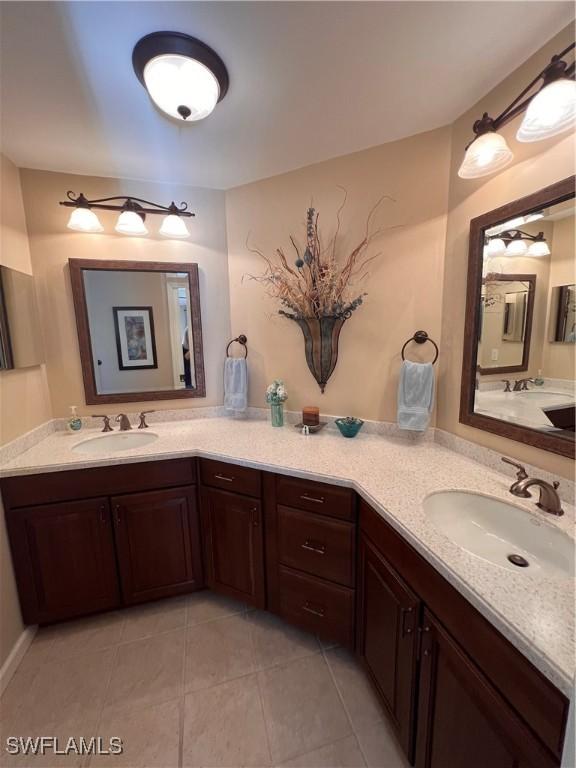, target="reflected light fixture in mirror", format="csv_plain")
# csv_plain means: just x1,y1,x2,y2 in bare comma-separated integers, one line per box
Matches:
527,237,551,257
459,43,575,179
505,236,528,257
115,210,148,236
67,207,104,233
159,213,190,238
133,32,229,123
